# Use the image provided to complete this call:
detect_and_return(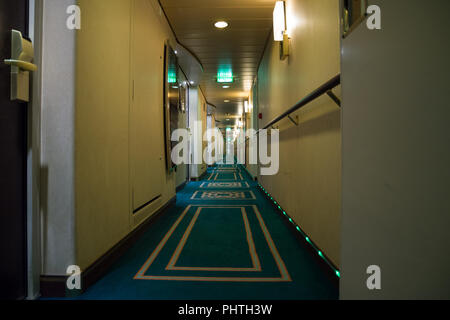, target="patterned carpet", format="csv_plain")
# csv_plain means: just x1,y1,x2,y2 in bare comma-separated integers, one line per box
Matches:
60,164,338,300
